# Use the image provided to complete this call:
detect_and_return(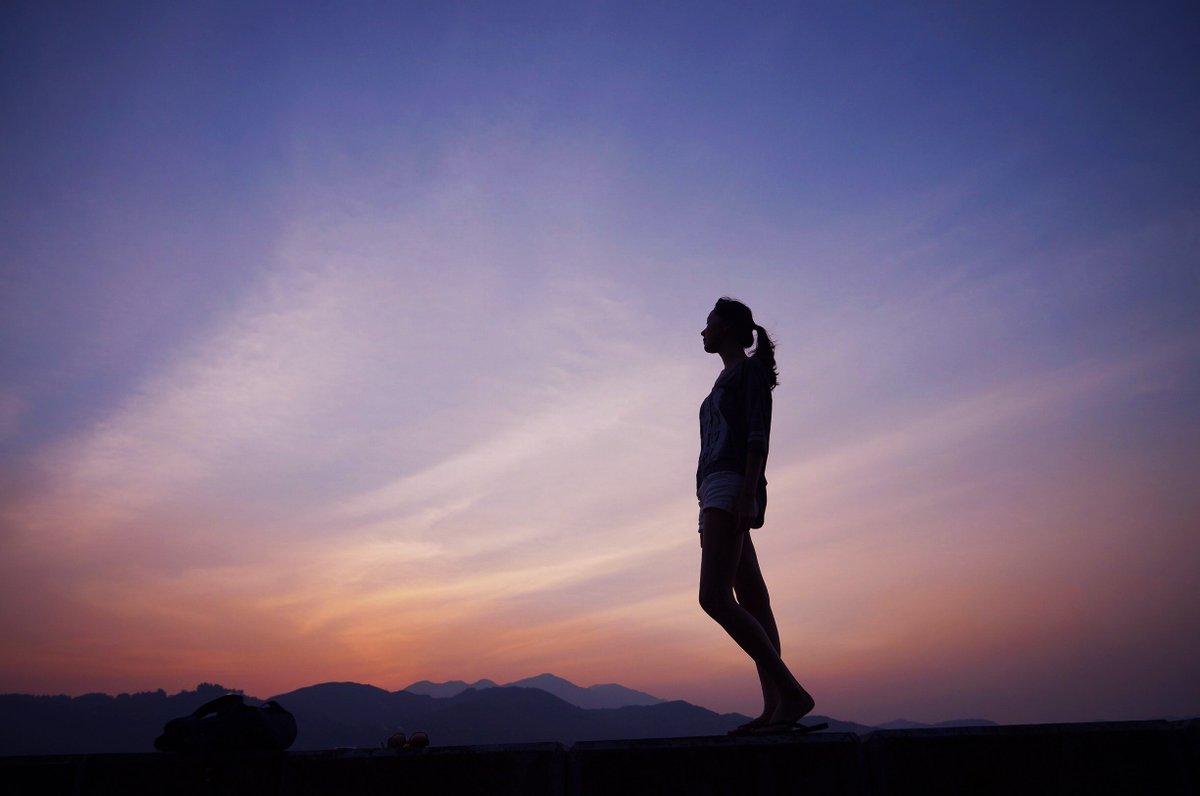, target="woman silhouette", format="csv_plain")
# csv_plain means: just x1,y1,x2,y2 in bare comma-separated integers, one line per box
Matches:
697,297,821,736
